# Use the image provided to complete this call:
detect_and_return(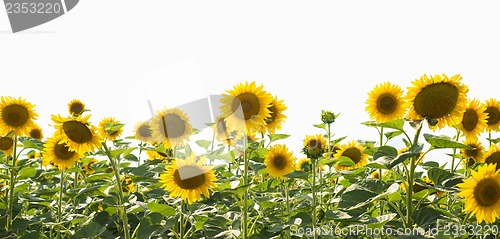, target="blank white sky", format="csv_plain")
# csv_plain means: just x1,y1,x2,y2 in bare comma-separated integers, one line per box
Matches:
1,1,499,163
